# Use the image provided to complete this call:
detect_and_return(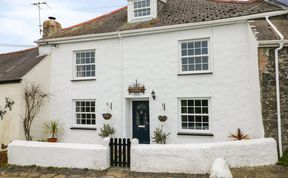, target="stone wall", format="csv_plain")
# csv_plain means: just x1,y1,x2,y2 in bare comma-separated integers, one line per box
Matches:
258,47,288,152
